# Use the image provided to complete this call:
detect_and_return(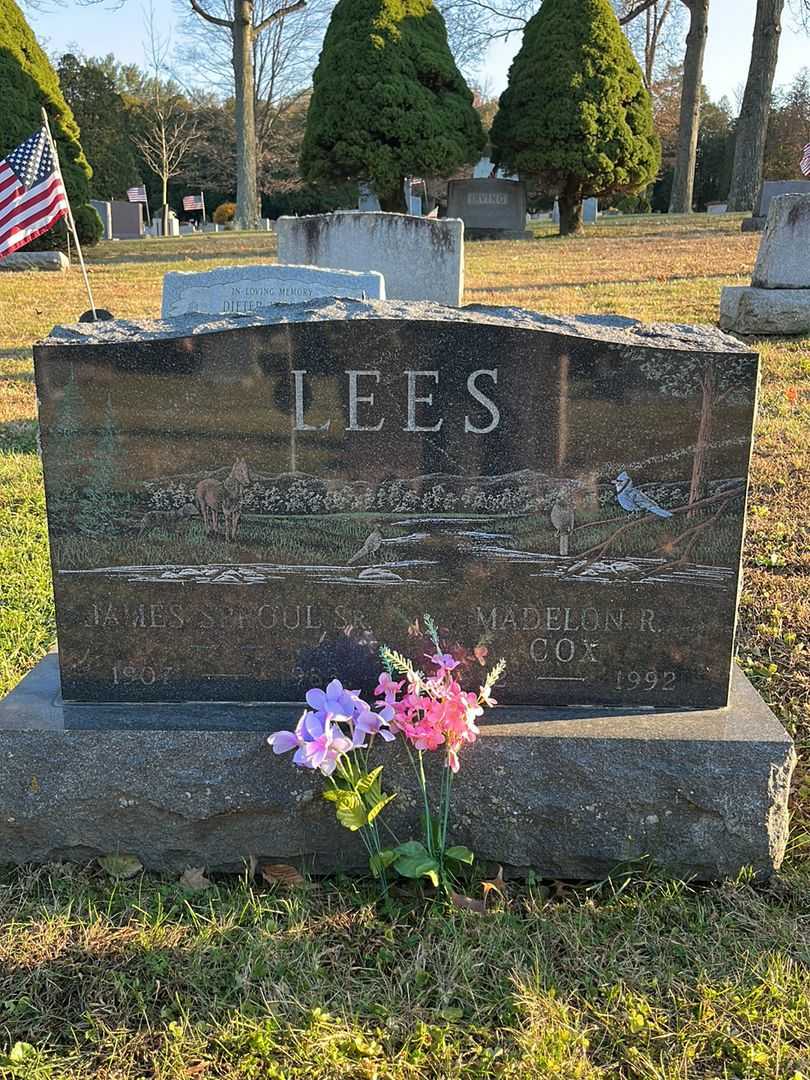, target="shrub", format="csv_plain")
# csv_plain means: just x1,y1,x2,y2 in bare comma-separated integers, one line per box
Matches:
301,0,485,211
490,0,660,235
0,0,91,208
213,202,236,225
